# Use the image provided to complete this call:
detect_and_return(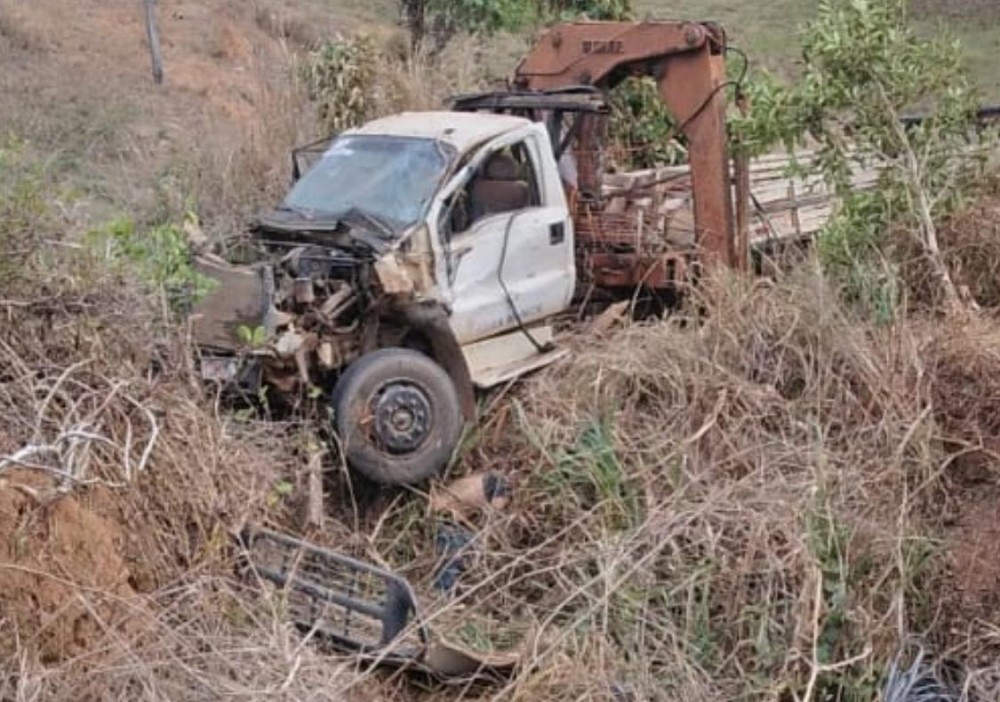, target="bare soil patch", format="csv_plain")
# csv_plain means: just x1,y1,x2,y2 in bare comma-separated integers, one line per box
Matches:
0,471,139,664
